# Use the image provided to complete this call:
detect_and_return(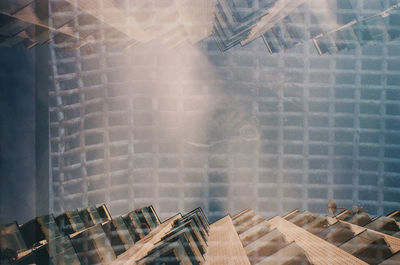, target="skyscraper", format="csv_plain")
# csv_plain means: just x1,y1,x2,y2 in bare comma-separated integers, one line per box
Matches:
1,0,399,223
47,0,400,221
